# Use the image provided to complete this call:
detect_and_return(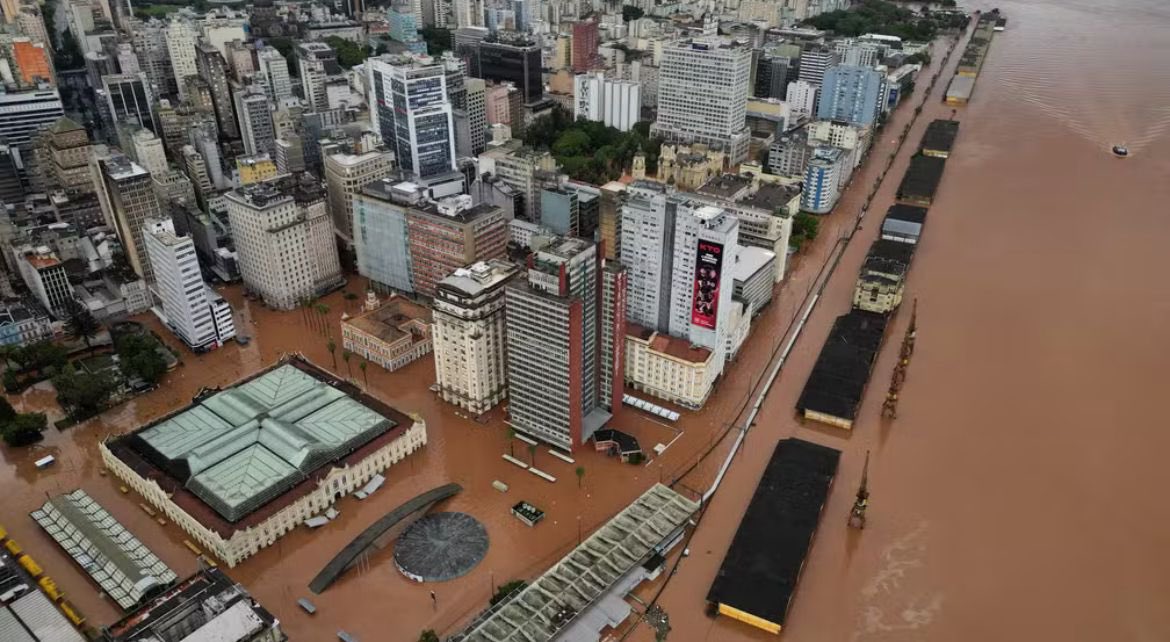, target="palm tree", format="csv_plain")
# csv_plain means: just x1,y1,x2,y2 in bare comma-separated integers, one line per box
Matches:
316,303,330,336
63,300,101,351
359,360,368,387
505,427,515,457
326,339,337,369
575,466,585,489
342,350,352,379
527,443,536,468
